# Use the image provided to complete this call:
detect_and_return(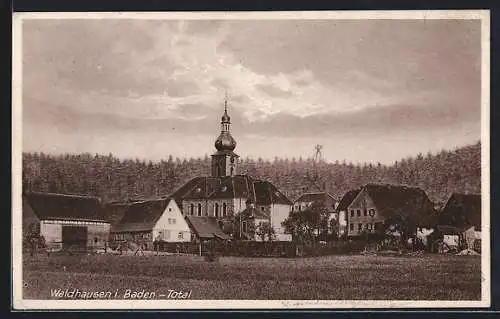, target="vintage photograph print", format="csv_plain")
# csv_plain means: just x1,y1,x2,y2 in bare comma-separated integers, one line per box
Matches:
12,11,490,310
